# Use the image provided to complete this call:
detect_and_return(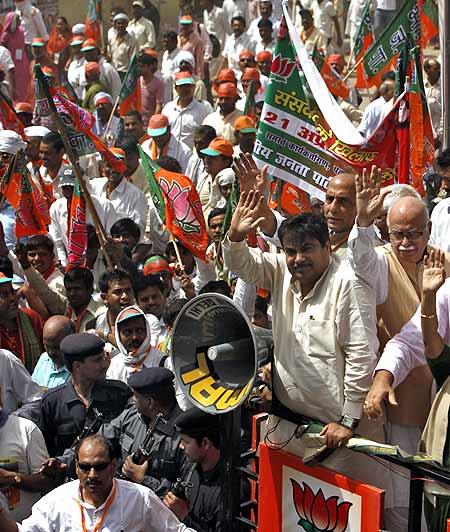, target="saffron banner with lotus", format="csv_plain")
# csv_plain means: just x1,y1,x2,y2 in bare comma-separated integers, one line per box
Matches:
258,443,384,532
